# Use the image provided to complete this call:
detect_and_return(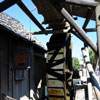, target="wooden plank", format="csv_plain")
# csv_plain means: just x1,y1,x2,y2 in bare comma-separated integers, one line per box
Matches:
85,28,96,32
96,5,100,69
32,28,70,35
48,48,61,63
47,58,64,68
48,70,64,81
48,74,57,79
48,88,64,96
48,54,64,61
48,80,64,87
48,48,64,54
51,63,63,69
49,97,64,100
